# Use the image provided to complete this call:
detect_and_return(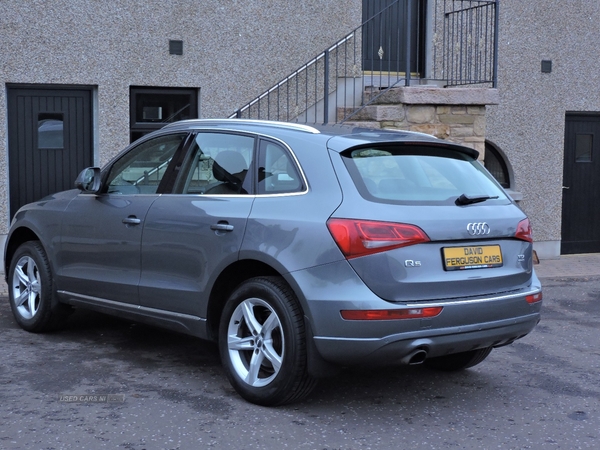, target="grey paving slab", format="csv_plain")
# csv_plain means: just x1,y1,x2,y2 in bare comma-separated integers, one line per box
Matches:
535,253,600,279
